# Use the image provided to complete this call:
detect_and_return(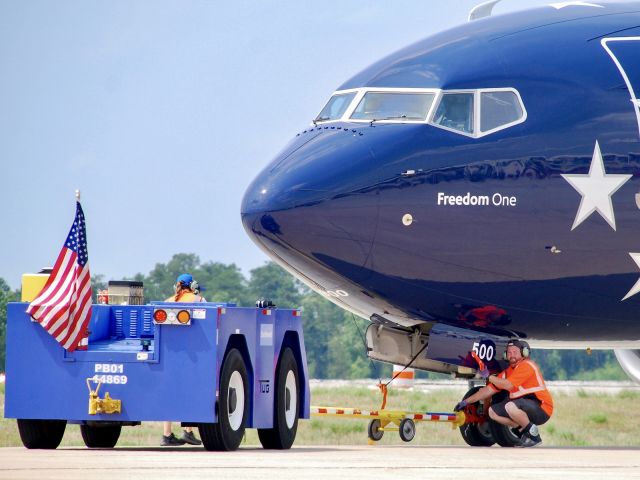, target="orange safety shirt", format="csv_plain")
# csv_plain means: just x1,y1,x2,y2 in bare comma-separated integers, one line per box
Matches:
164,291,205,303
488,359,553,416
